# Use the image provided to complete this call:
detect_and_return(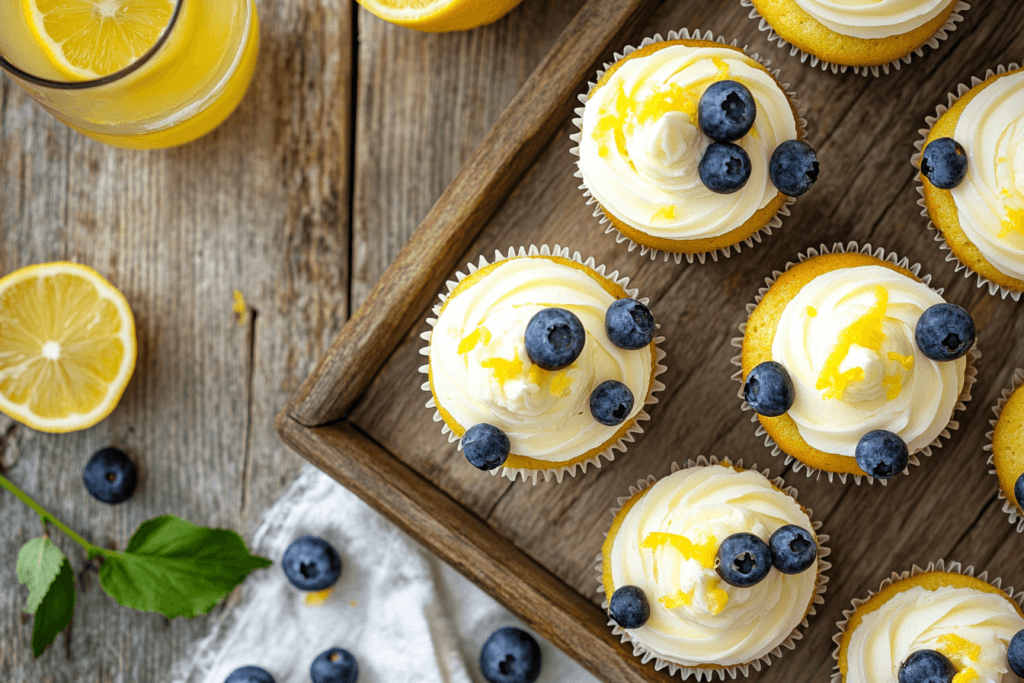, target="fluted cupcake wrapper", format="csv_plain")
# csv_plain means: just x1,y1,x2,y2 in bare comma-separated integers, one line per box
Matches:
570,28,807,265
984,368,1024,533
594,455,831,680
729,240,980,485
741,0,971,78
418,244,668,485
911,62,1024,301
830,559,1024,683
